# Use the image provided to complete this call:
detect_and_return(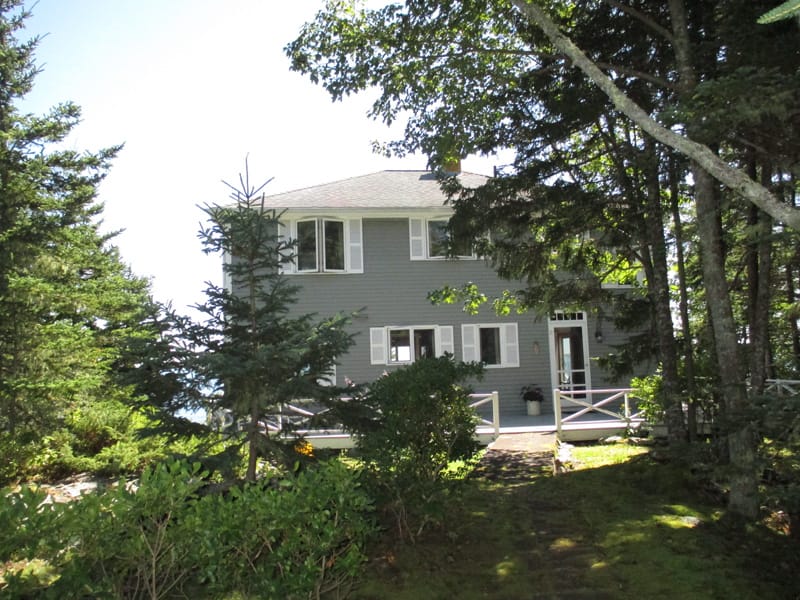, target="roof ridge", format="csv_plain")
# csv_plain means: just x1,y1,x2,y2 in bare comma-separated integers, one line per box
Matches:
267,169,488,198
